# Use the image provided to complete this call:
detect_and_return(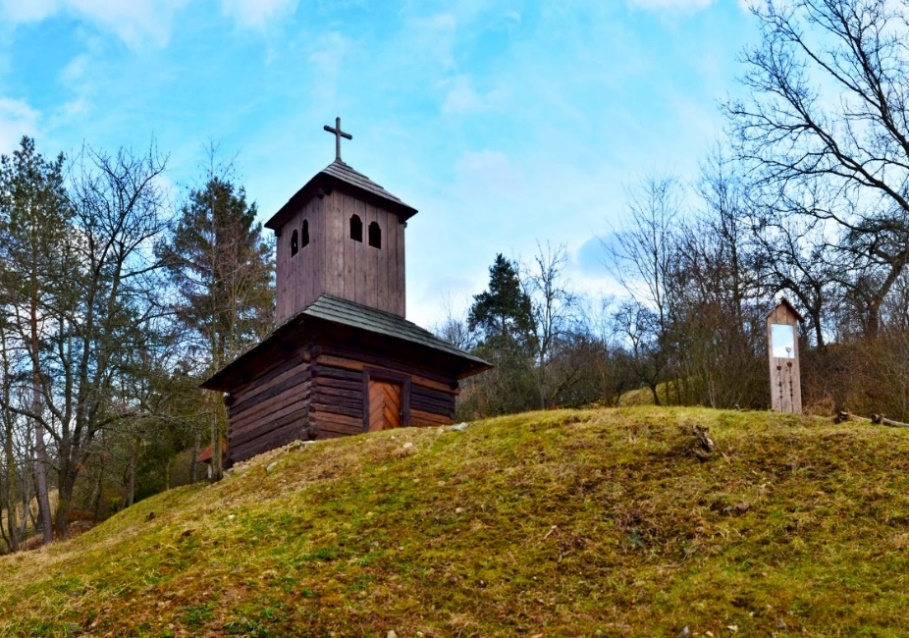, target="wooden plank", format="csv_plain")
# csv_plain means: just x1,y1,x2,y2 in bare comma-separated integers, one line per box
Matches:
411,394,454,416
377,208,389,313
366,203,378,308
231,394,310,434
395,212,405,316
315,383,362,396
311,410,363,431
312,364,362,382
329,193,345,297
231,394,309,436
312,401,361,418
411,383,454,399
366,380,402,431
232,350,310,399
229,370,310,415
231,360,310,406
341,192,355,300
317,354,455,393
313,377,362,392
387,210,401,316
299,199,310,312
384,383,401,428
317,424,361,438
231,407,308,447
231,379,310,423
317,340,460,386
356,198,368,306
234,422,306,462
411,409,453,426
307,196,321,309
